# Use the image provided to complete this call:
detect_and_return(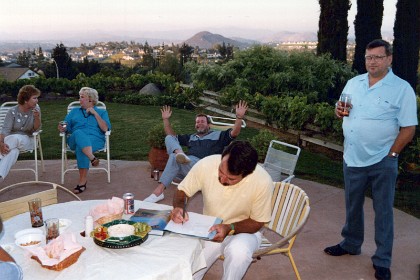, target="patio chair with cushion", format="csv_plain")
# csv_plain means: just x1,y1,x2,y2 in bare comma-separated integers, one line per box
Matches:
60,101,111,184
0,101,45,181
0,181,81,221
